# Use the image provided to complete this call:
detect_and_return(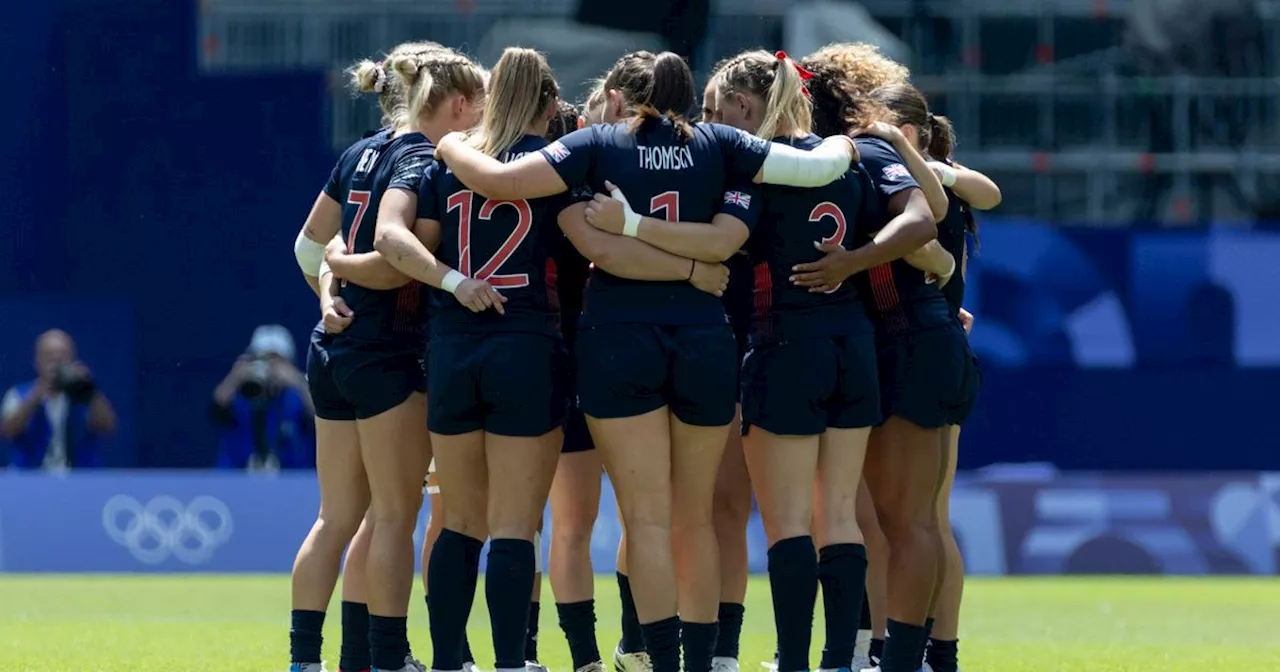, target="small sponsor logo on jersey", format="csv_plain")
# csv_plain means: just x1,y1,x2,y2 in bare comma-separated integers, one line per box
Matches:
545,141,571,163
882,163,911,181
724,191,752,208
733,127,769,153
